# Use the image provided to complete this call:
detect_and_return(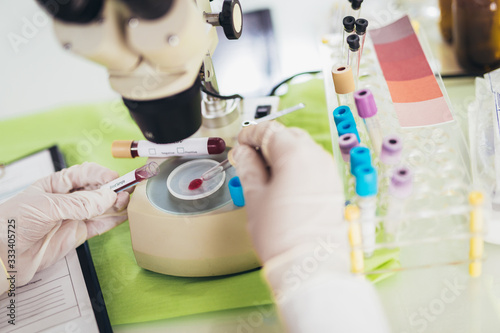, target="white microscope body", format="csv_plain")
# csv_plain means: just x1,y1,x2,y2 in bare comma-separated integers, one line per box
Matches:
39,0,263,276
